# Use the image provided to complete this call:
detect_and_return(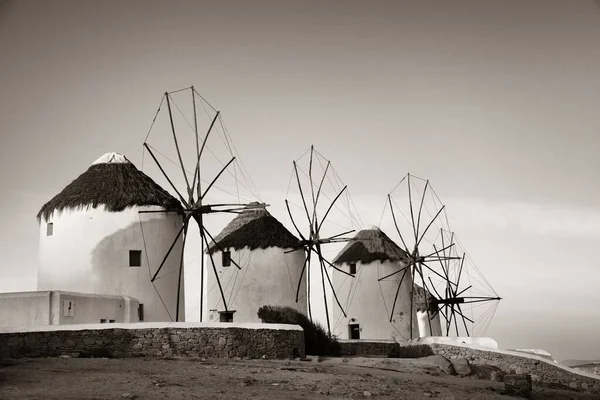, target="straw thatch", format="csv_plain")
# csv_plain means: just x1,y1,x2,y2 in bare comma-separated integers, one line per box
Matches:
413,283,438,312
37,153,182,221
332,227,409,265
206,202,300,254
